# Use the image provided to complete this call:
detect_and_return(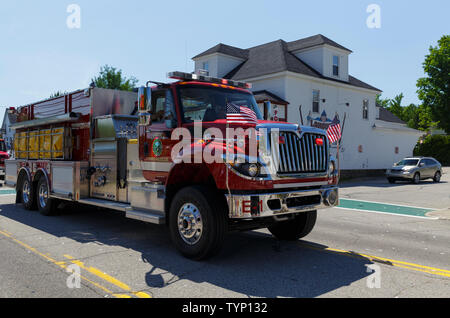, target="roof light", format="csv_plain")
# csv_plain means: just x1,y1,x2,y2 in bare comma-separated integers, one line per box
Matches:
167,71,252,89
